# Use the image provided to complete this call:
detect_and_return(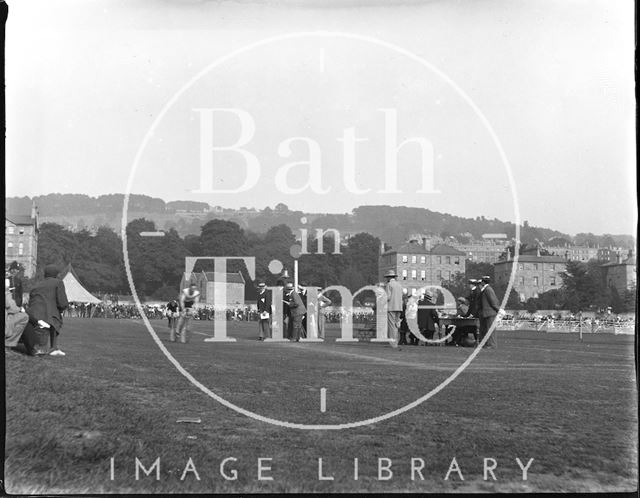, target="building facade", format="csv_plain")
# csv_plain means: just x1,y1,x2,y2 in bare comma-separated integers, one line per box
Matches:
601,252,636,296
378,240,466,295
5,202,39,277
494,254,567,302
